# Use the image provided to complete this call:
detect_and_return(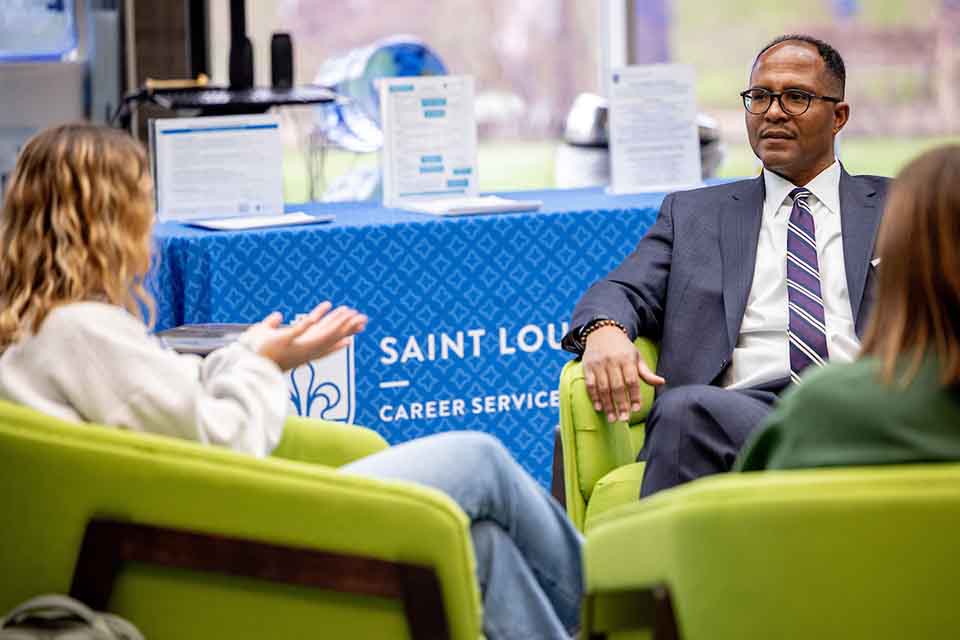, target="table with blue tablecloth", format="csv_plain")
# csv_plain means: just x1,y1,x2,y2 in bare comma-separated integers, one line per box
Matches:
150,187,667,487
